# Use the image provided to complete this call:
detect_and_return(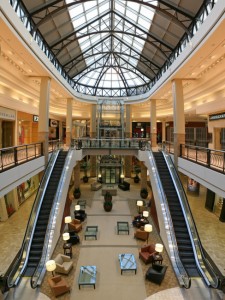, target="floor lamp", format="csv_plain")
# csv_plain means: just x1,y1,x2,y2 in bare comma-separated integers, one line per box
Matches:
137,200,143,214
46,260,56,277
64,216,72,231
144,224,152,243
